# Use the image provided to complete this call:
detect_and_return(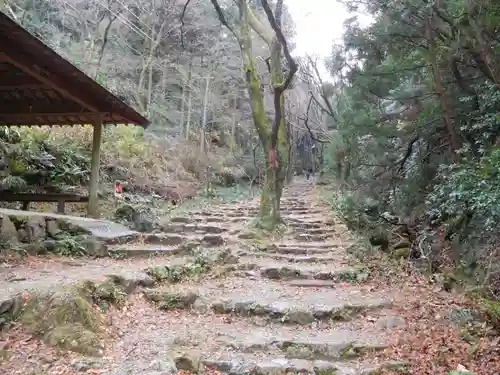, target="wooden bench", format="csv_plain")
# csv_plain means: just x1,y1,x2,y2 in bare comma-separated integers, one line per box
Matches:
0,192,89,214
